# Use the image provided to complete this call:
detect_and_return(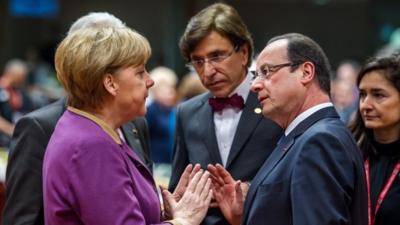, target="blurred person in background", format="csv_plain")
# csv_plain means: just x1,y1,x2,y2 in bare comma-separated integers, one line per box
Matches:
177,72,207,101
43,23,212,225
24,46,63,108
0,59,33,123
0,59,33,147
146,66,178,186
169,3,282,225
336,60,360,85
350,54,400,225
331,79,357,124
2,12,153,225
331,60,360,124
146,66,178,164
0,117,13,139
